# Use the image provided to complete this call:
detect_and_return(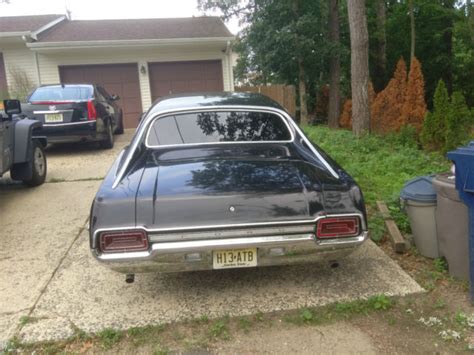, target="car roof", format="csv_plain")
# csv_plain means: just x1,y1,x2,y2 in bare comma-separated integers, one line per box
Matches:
38,84,95,88
147,92,286,116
